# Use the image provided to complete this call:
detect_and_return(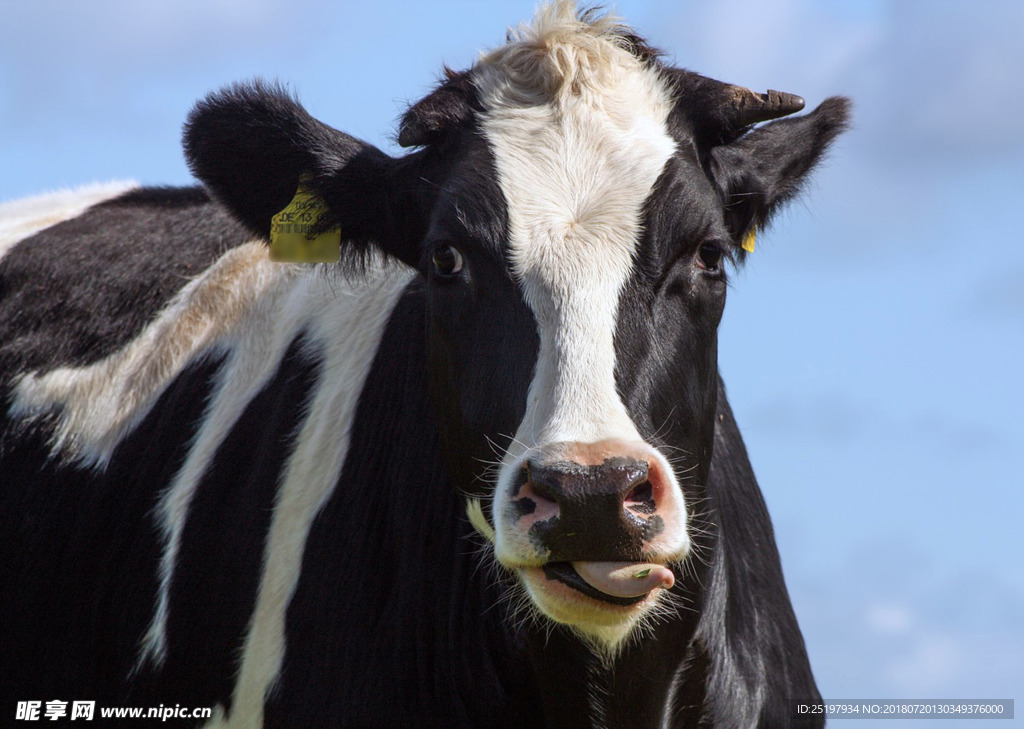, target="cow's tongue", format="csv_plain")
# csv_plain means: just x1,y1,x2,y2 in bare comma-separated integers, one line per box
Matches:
571,561,674,598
